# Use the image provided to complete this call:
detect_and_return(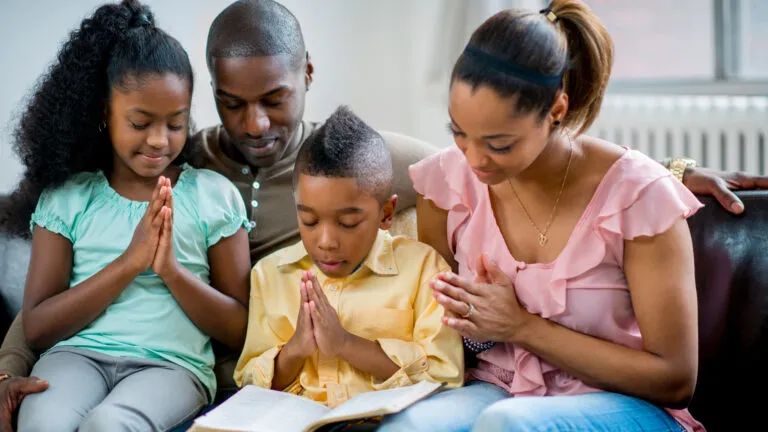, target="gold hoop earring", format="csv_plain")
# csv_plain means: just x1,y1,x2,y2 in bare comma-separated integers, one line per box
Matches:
98,121,107,132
